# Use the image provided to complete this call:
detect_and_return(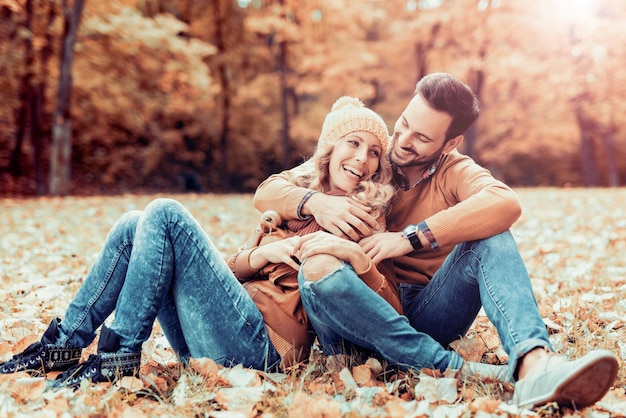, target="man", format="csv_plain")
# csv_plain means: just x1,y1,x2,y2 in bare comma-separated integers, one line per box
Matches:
253,73,619,409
